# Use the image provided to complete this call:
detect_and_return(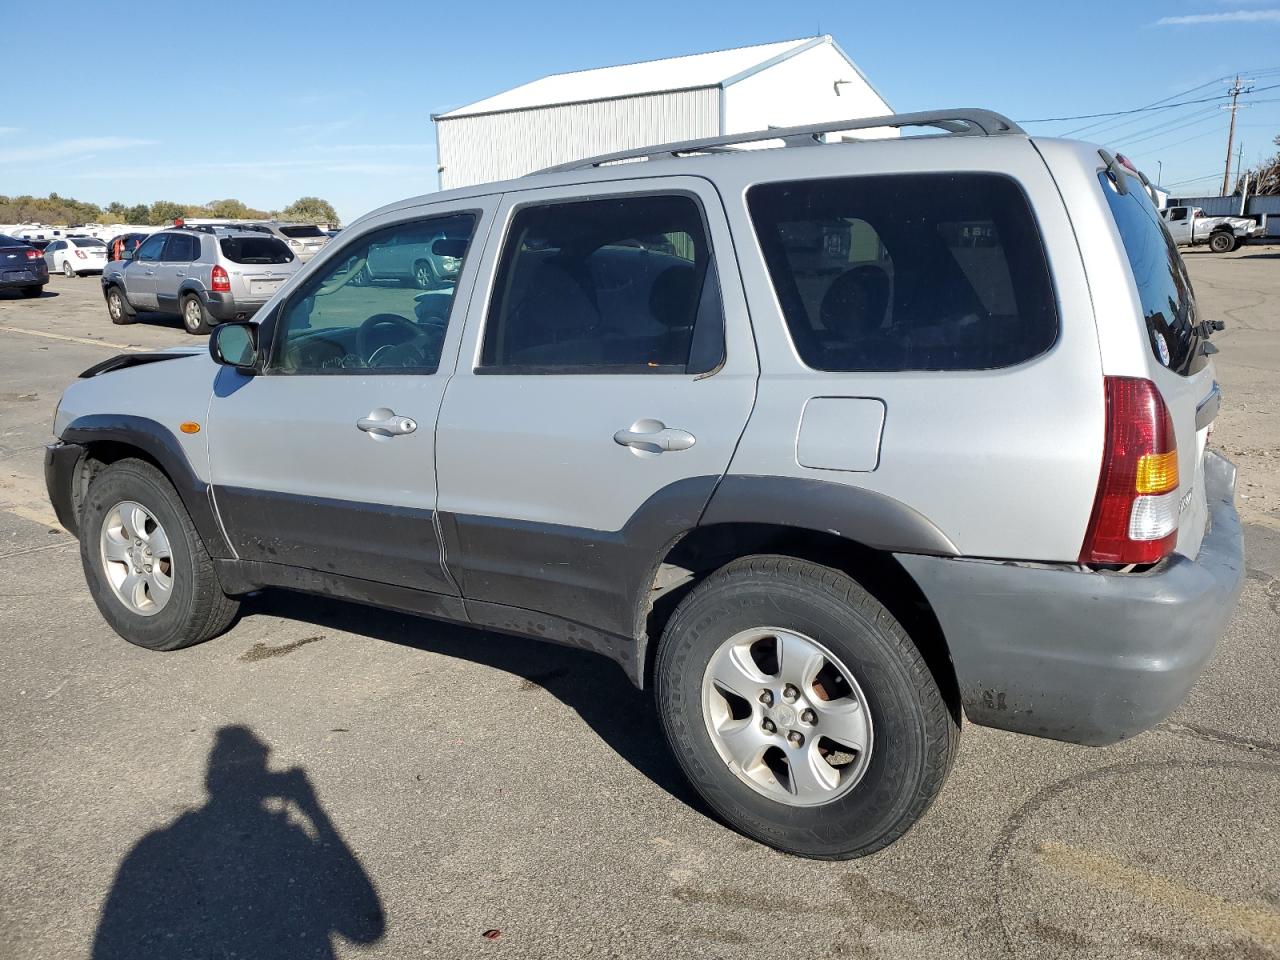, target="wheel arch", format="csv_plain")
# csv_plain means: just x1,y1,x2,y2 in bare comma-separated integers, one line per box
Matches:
633,477,961,720
58,415,233,558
